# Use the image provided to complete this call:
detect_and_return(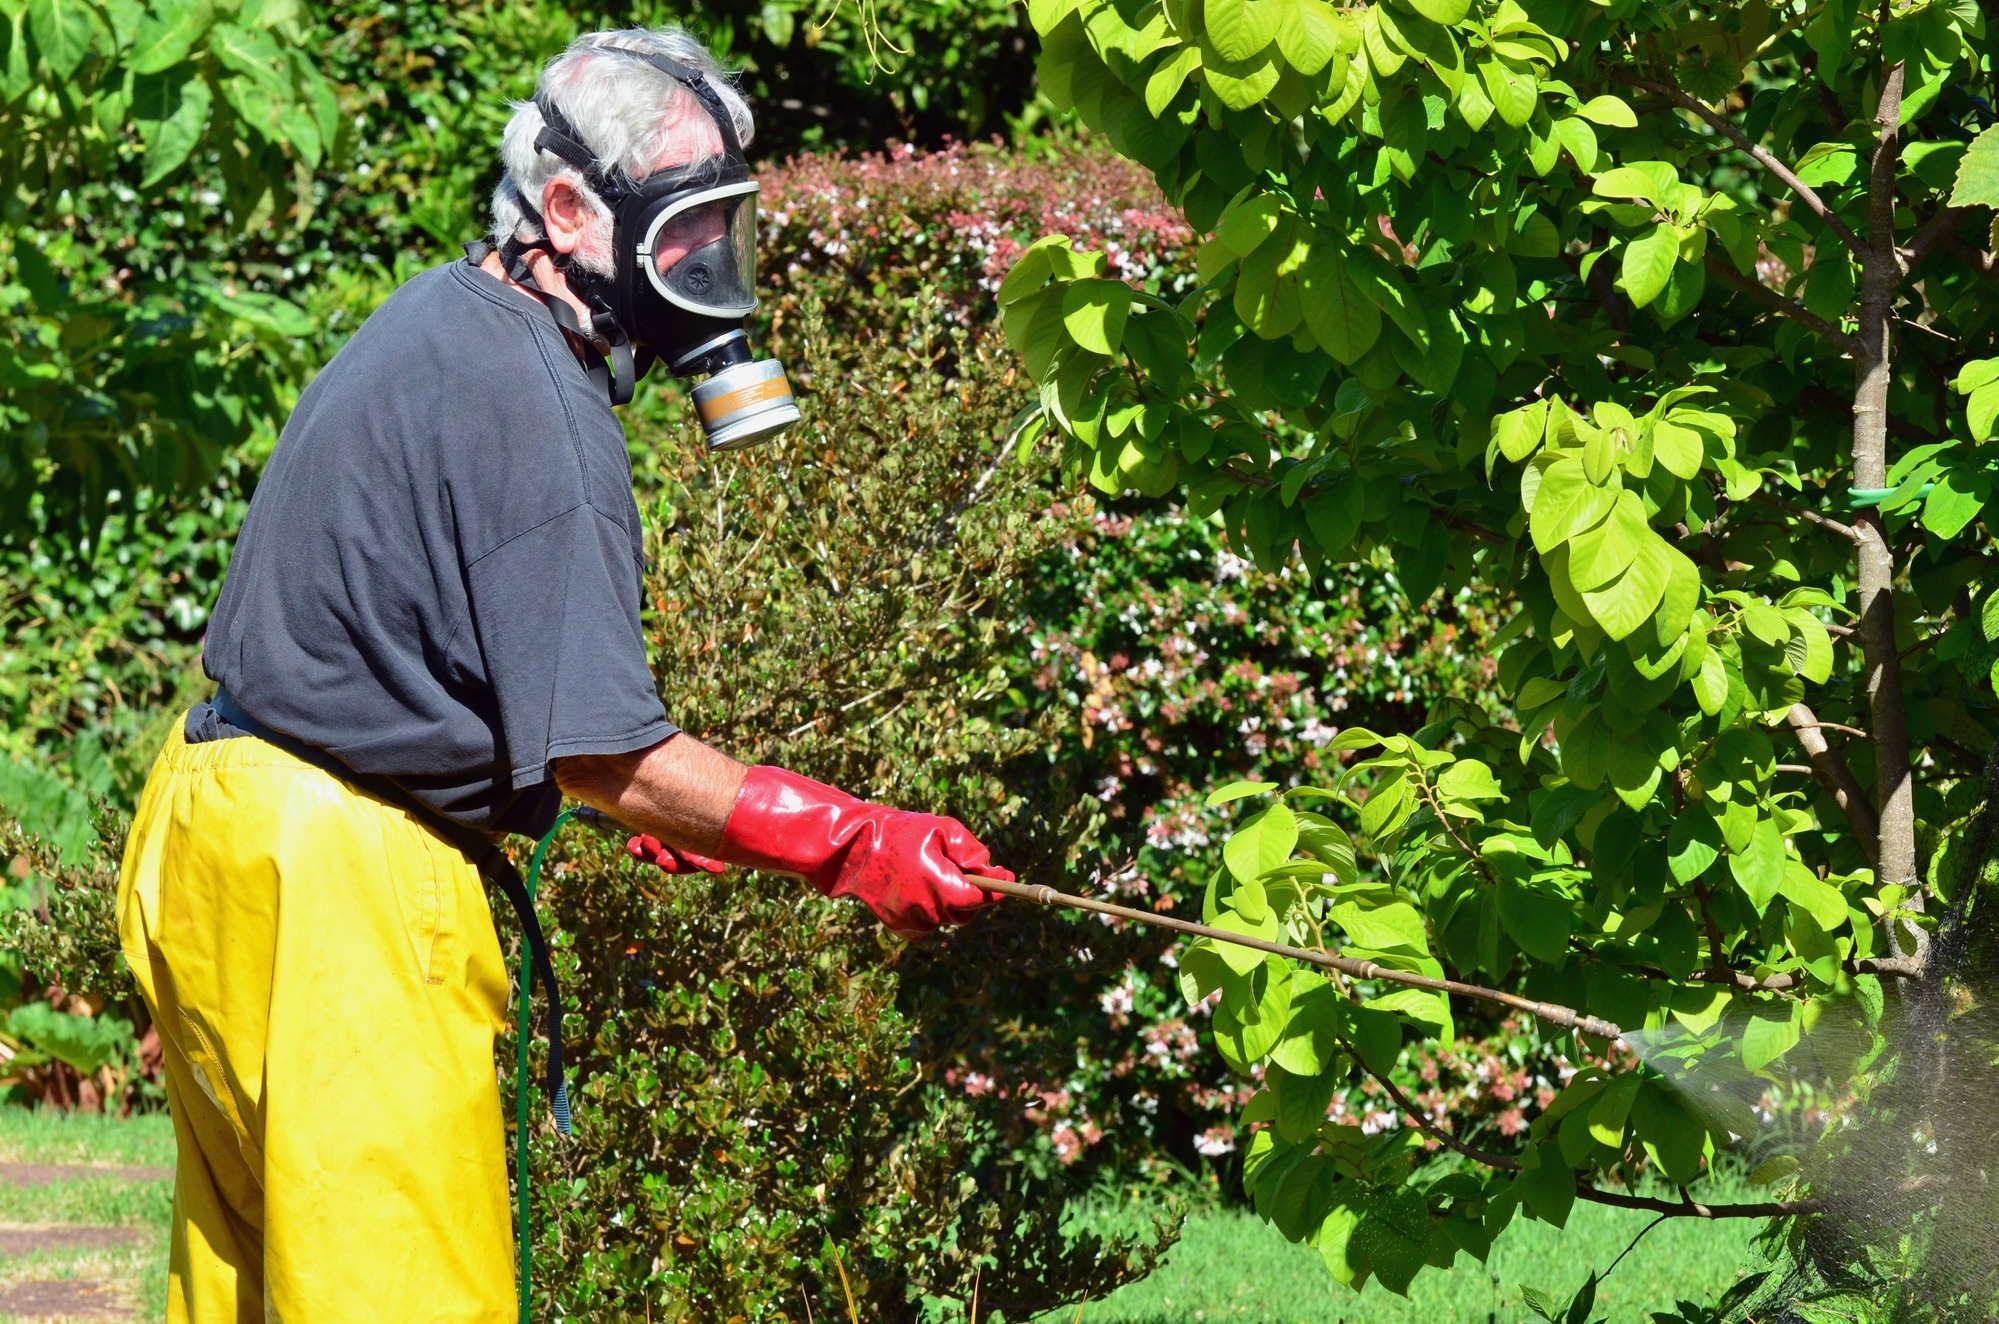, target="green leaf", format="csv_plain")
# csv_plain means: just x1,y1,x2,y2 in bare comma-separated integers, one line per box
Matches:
1742,1002,1801,1072
1585,1074,1638,1147
1554,115,1599,173
1345,1003,1402,1076
1565,489,1646,592
1212,910,1282,975
1215,958,1293,1066
1579,533,1672,641
1950,123,1999,209
1399,0,1468,23
128,0,213,74
1269,972,1345,1076
1146,44,1201,114
1217,193,1282,257
1225,802,1300,885
1631,1081,1705,1185
1574,94,1637,128
1779,862,1847,932
1496,879,1572,964
1667,811,1721,883
1204,52,1278,109
1305,478,1364,554
1590,166,1660,204
1479,57,1537,128
1357,770,1414,838
1651,419,1705,479
1270,1063,1340,1143
1920,472,1985,536
28,0,94,78
1300,245,1382,365
1728,815,1786,915
1618,225,1678,309
1691,645,1729,716
1354,1187,1431,1296
1273,0,1340,75
1328,898,1428,953
1204,0,1276,63
1968,381,1999,439
1515,1149,1575,1228
204,285,312,338
1062,279,1134,355
1208,779,1279,806
1527,457,1615,552
1316,1204,1363,1285
221,69,288,143
135,72,211,187
1494,401,1548,464
997,237,1064,306
1437,759,1503,804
